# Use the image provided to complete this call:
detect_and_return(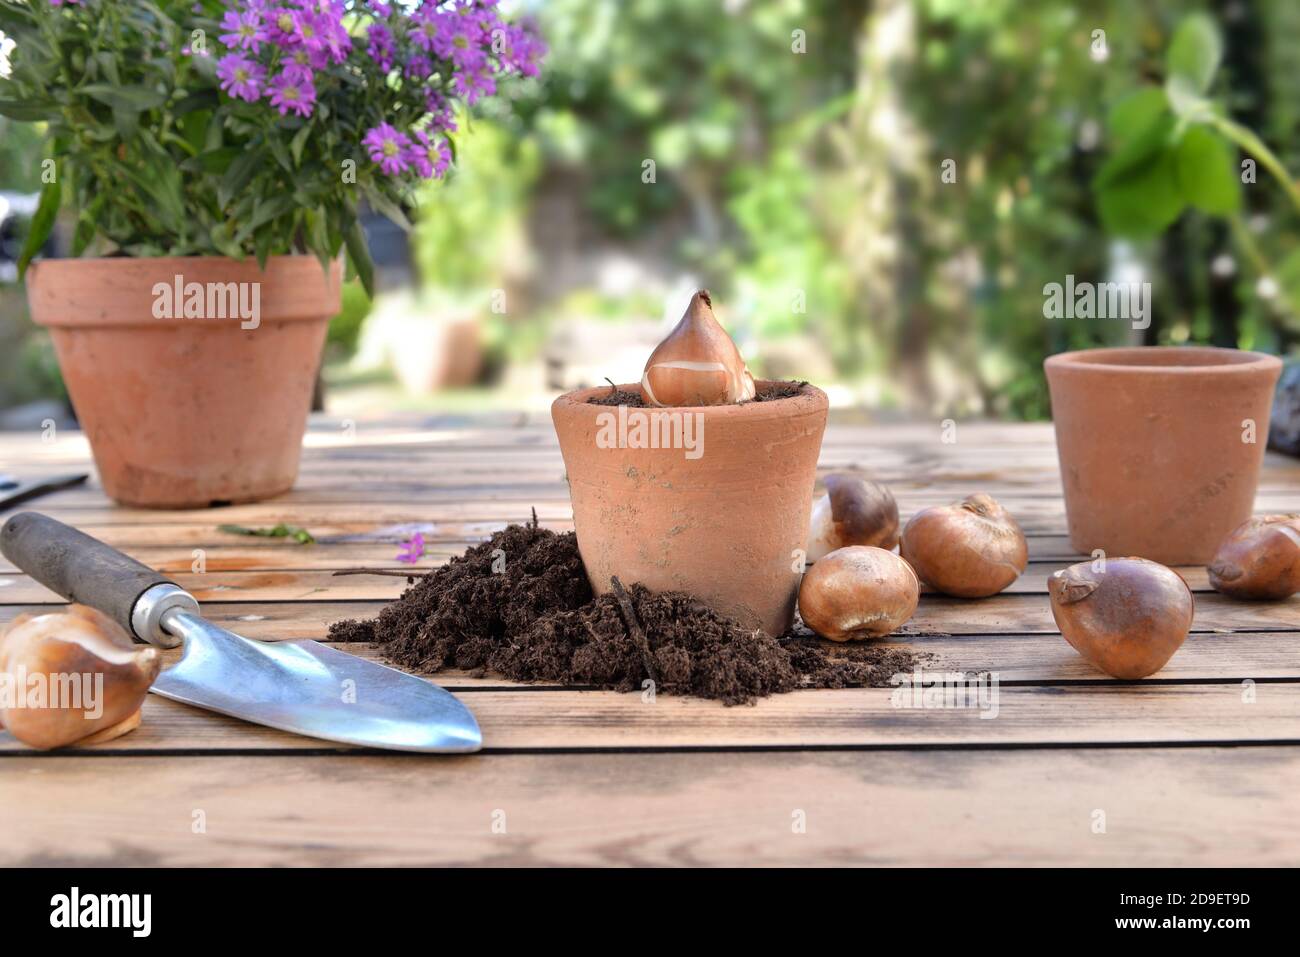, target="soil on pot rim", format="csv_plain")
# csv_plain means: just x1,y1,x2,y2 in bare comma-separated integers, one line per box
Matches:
329,516,932,705
587,379,809,407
